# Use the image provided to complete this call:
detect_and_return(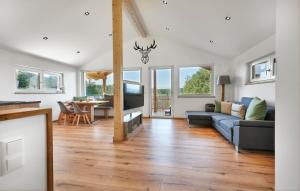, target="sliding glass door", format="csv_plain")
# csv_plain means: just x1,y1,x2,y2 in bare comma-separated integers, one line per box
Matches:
150,67,173,118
